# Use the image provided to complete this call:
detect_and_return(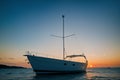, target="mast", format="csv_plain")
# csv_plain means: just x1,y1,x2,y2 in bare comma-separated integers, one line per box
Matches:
51,15,75,60
62,15,65,60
